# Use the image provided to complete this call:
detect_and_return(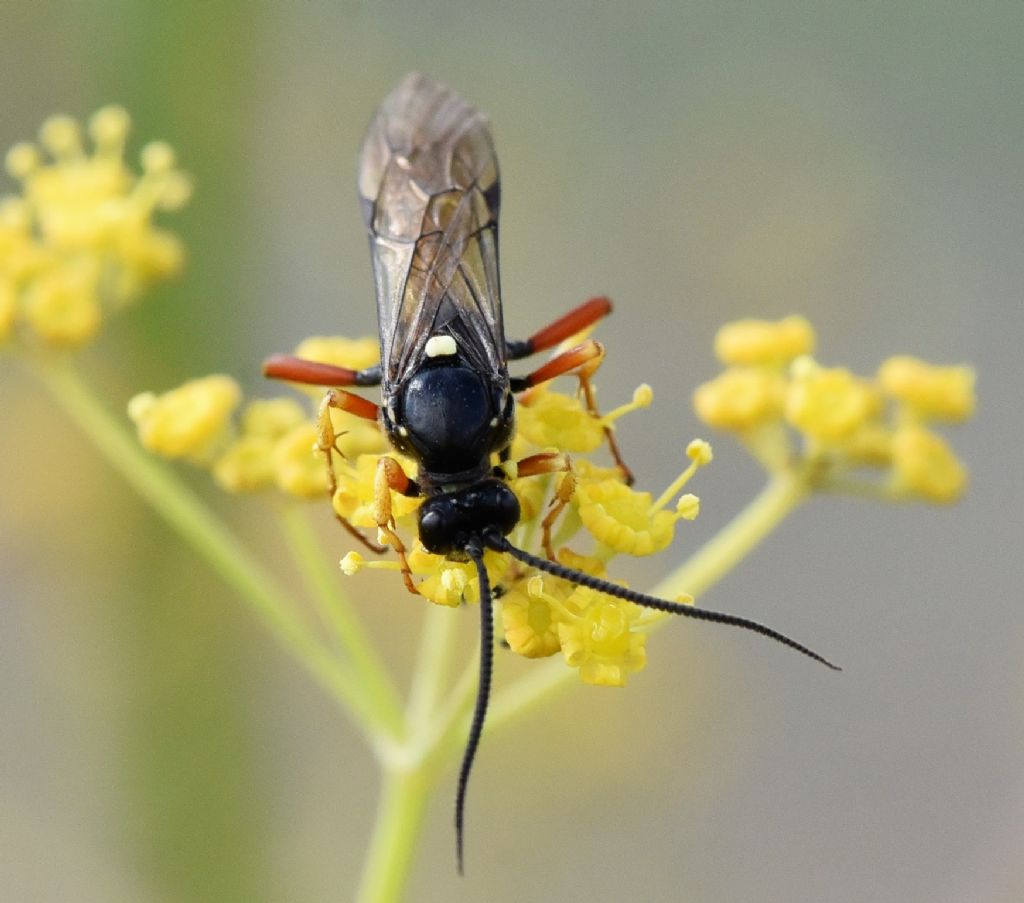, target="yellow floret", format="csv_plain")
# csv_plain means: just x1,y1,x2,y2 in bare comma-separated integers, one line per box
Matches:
128,375,240,460
293,335,380,371
843,423,893,466
877,356,976,423
576,480,678,556
693,366,787,431
88,105,130,149
333,421,389,460
1,106,189,349
0,198,39,272
39,115,83,157
416,557,473,607
22,264,102,346
509,471,548,523
890,425,967,503
242,397,308,439
273,423,328,498
211,399,312,493
784,360,879,443
676,493,700,520
516,385,605,453
340,551,364,575
557,588,647,686
714,315,815,365
686,438,714,465
213,436,277,492
5,143,40,179
409,548,509,608
501,578,563,658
